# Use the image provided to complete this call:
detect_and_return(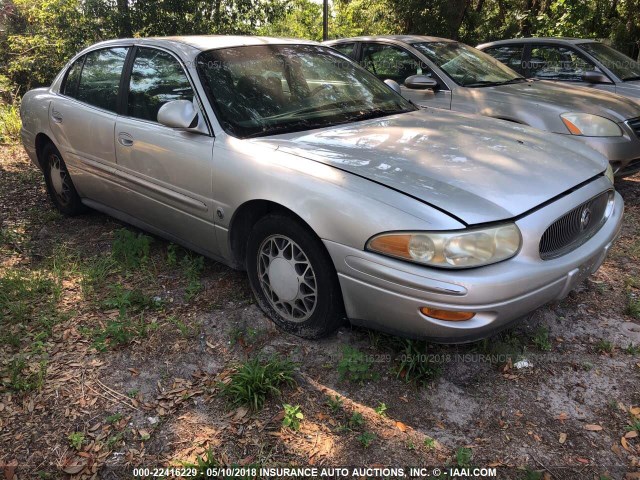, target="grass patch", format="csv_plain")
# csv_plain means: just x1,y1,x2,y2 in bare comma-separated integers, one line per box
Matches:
627,295,640,319
0,101,21,144
220,356,296,410
1,356,47,393
531,326,552,352
394,339,441,386
112,228,152,269
83,312,156,352
357,431,376,448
